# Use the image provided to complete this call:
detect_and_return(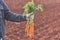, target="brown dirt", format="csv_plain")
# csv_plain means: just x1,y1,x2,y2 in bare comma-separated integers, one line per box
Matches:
4,0,60,40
